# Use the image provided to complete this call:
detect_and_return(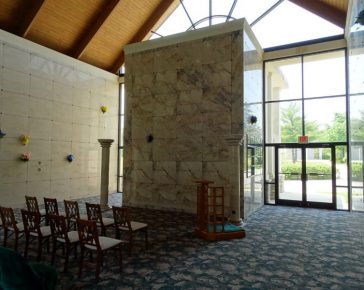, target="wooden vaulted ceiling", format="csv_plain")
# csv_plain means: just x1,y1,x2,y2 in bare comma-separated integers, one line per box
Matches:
0,0,348,75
